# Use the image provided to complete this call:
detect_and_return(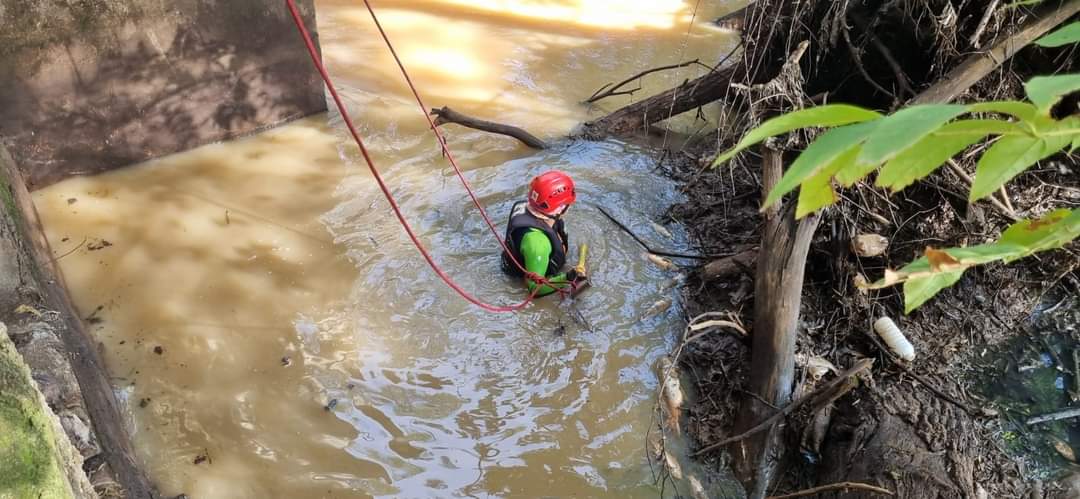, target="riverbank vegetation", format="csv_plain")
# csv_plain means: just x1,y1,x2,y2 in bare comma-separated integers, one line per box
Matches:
582,1,1079,497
